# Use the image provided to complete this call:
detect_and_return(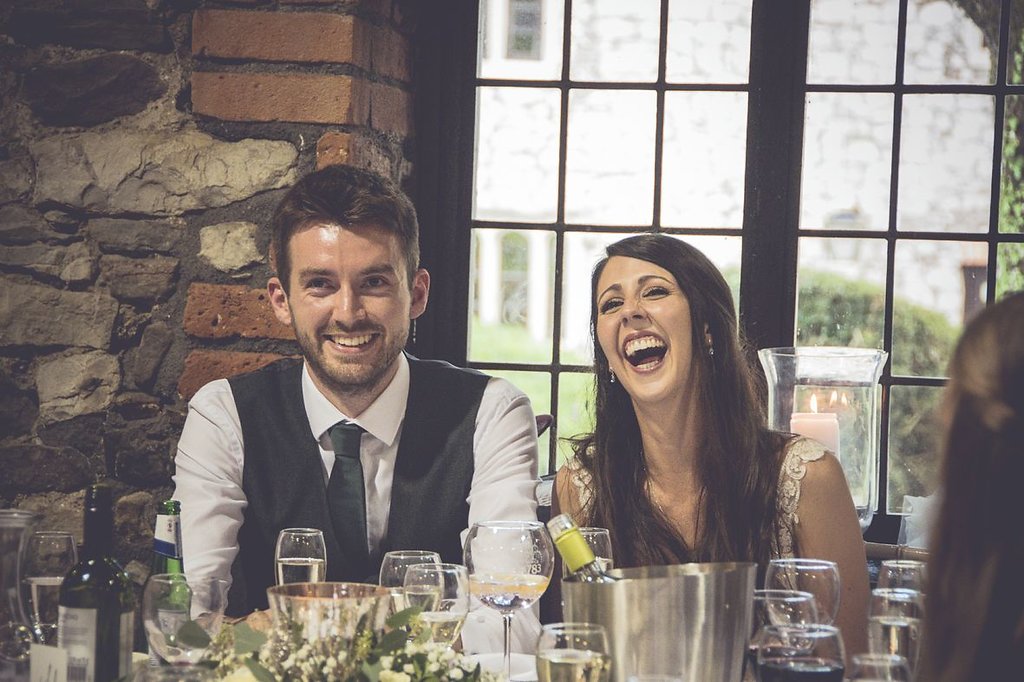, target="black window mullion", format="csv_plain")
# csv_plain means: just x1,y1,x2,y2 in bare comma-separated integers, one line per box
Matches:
989,0,1014,303
739,0,811,351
